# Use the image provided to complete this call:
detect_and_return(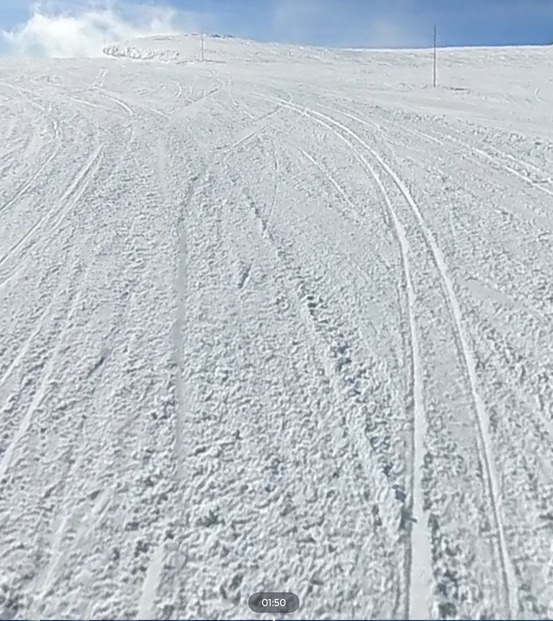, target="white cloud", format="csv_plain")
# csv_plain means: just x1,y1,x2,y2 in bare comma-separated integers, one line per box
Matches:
1,1,199,58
